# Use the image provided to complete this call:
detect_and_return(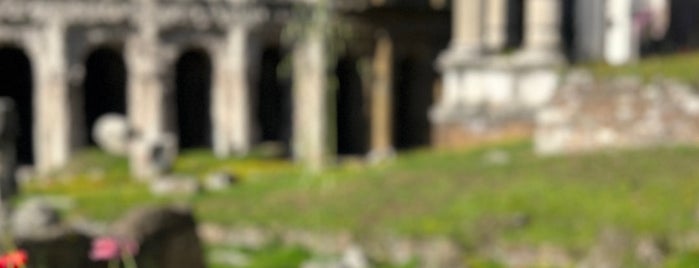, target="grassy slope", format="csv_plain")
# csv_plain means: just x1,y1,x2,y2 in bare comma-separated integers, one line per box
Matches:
22,141,699,253
586,51,699,84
